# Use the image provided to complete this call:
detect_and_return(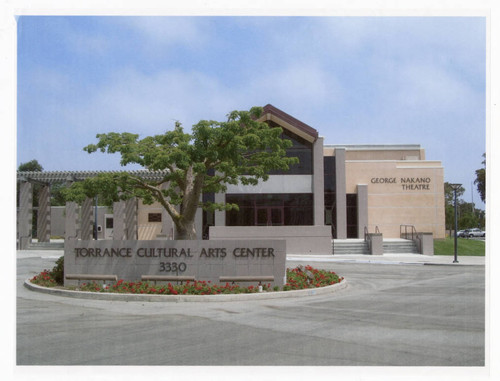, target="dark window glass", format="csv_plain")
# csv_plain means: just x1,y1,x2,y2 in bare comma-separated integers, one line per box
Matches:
226,194,313,226
346,194,358,238
271,208,283,226
105,218,114,229
324,156,336,192
265,124,313,175
148,213,162,223
256,208,268,225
